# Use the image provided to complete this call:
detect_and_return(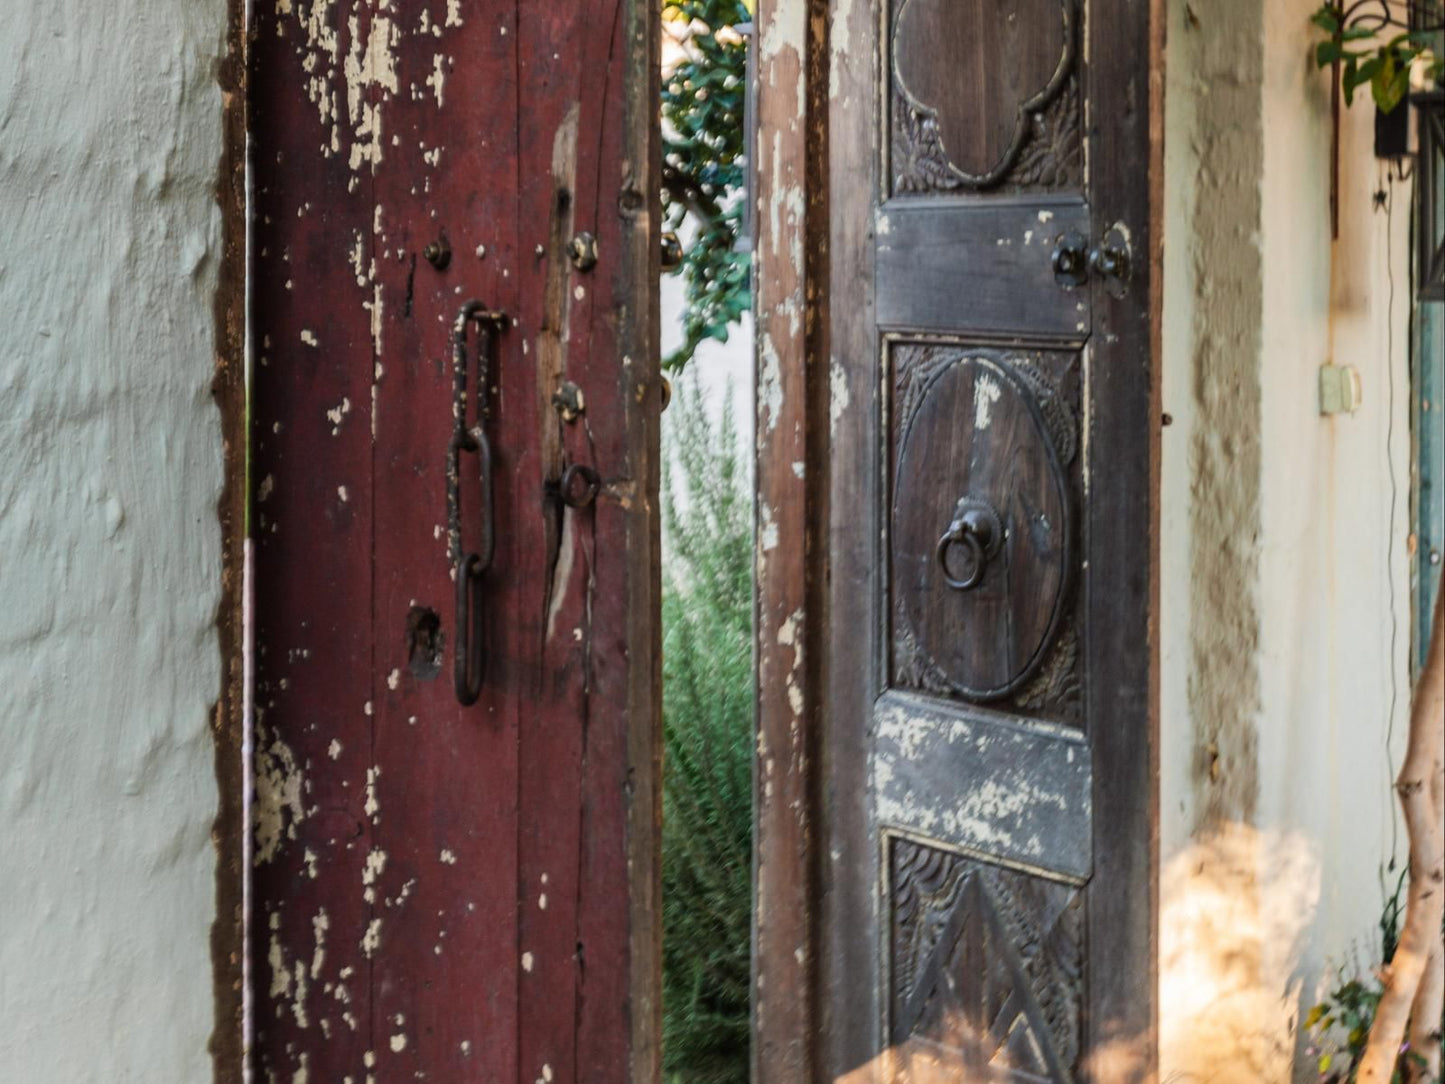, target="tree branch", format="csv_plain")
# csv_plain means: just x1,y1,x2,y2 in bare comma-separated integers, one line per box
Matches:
661,163,722,227
1360,589,1445,1082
